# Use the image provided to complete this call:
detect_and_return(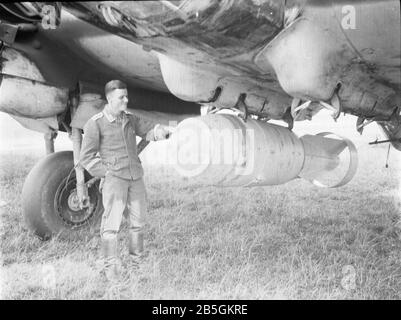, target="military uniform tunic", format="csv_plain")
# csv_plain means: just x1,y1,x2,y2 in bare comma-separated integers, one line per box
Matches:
79,109,156,236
